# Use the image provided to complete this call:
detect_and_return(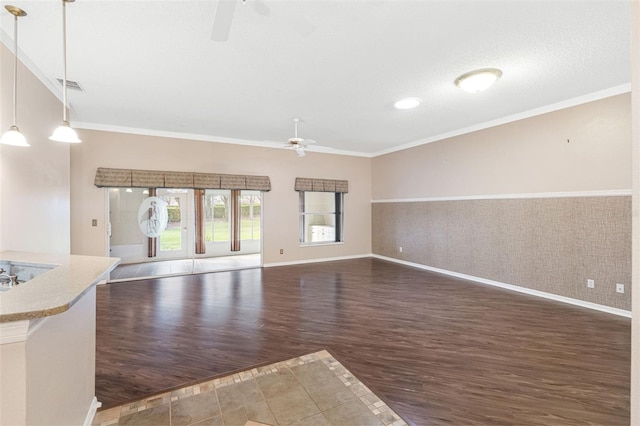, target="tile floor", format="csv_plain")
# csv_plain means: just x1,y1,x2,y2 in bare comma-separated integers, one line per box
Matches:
92,350,406,426
109,254,261,281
